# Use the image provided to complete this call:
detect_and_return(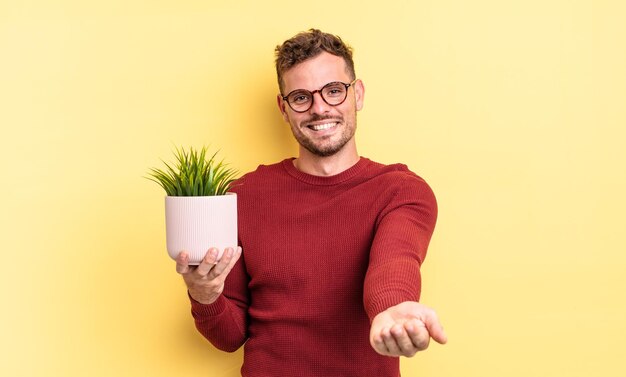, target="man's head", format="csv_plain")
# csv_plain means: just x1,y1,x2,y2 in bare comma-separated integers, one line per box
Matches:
274,29,364,159
275,29,355,95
